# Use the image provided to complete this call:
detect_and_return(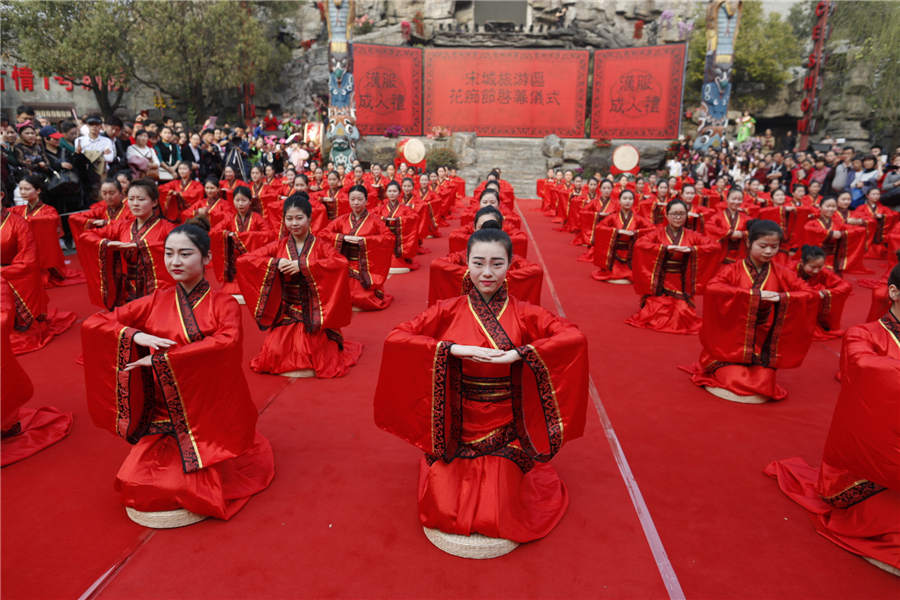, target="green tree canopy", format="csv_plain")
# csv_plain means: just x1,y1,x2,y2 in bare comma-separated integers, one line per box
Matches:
1,1,133,117
685,0,801,114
